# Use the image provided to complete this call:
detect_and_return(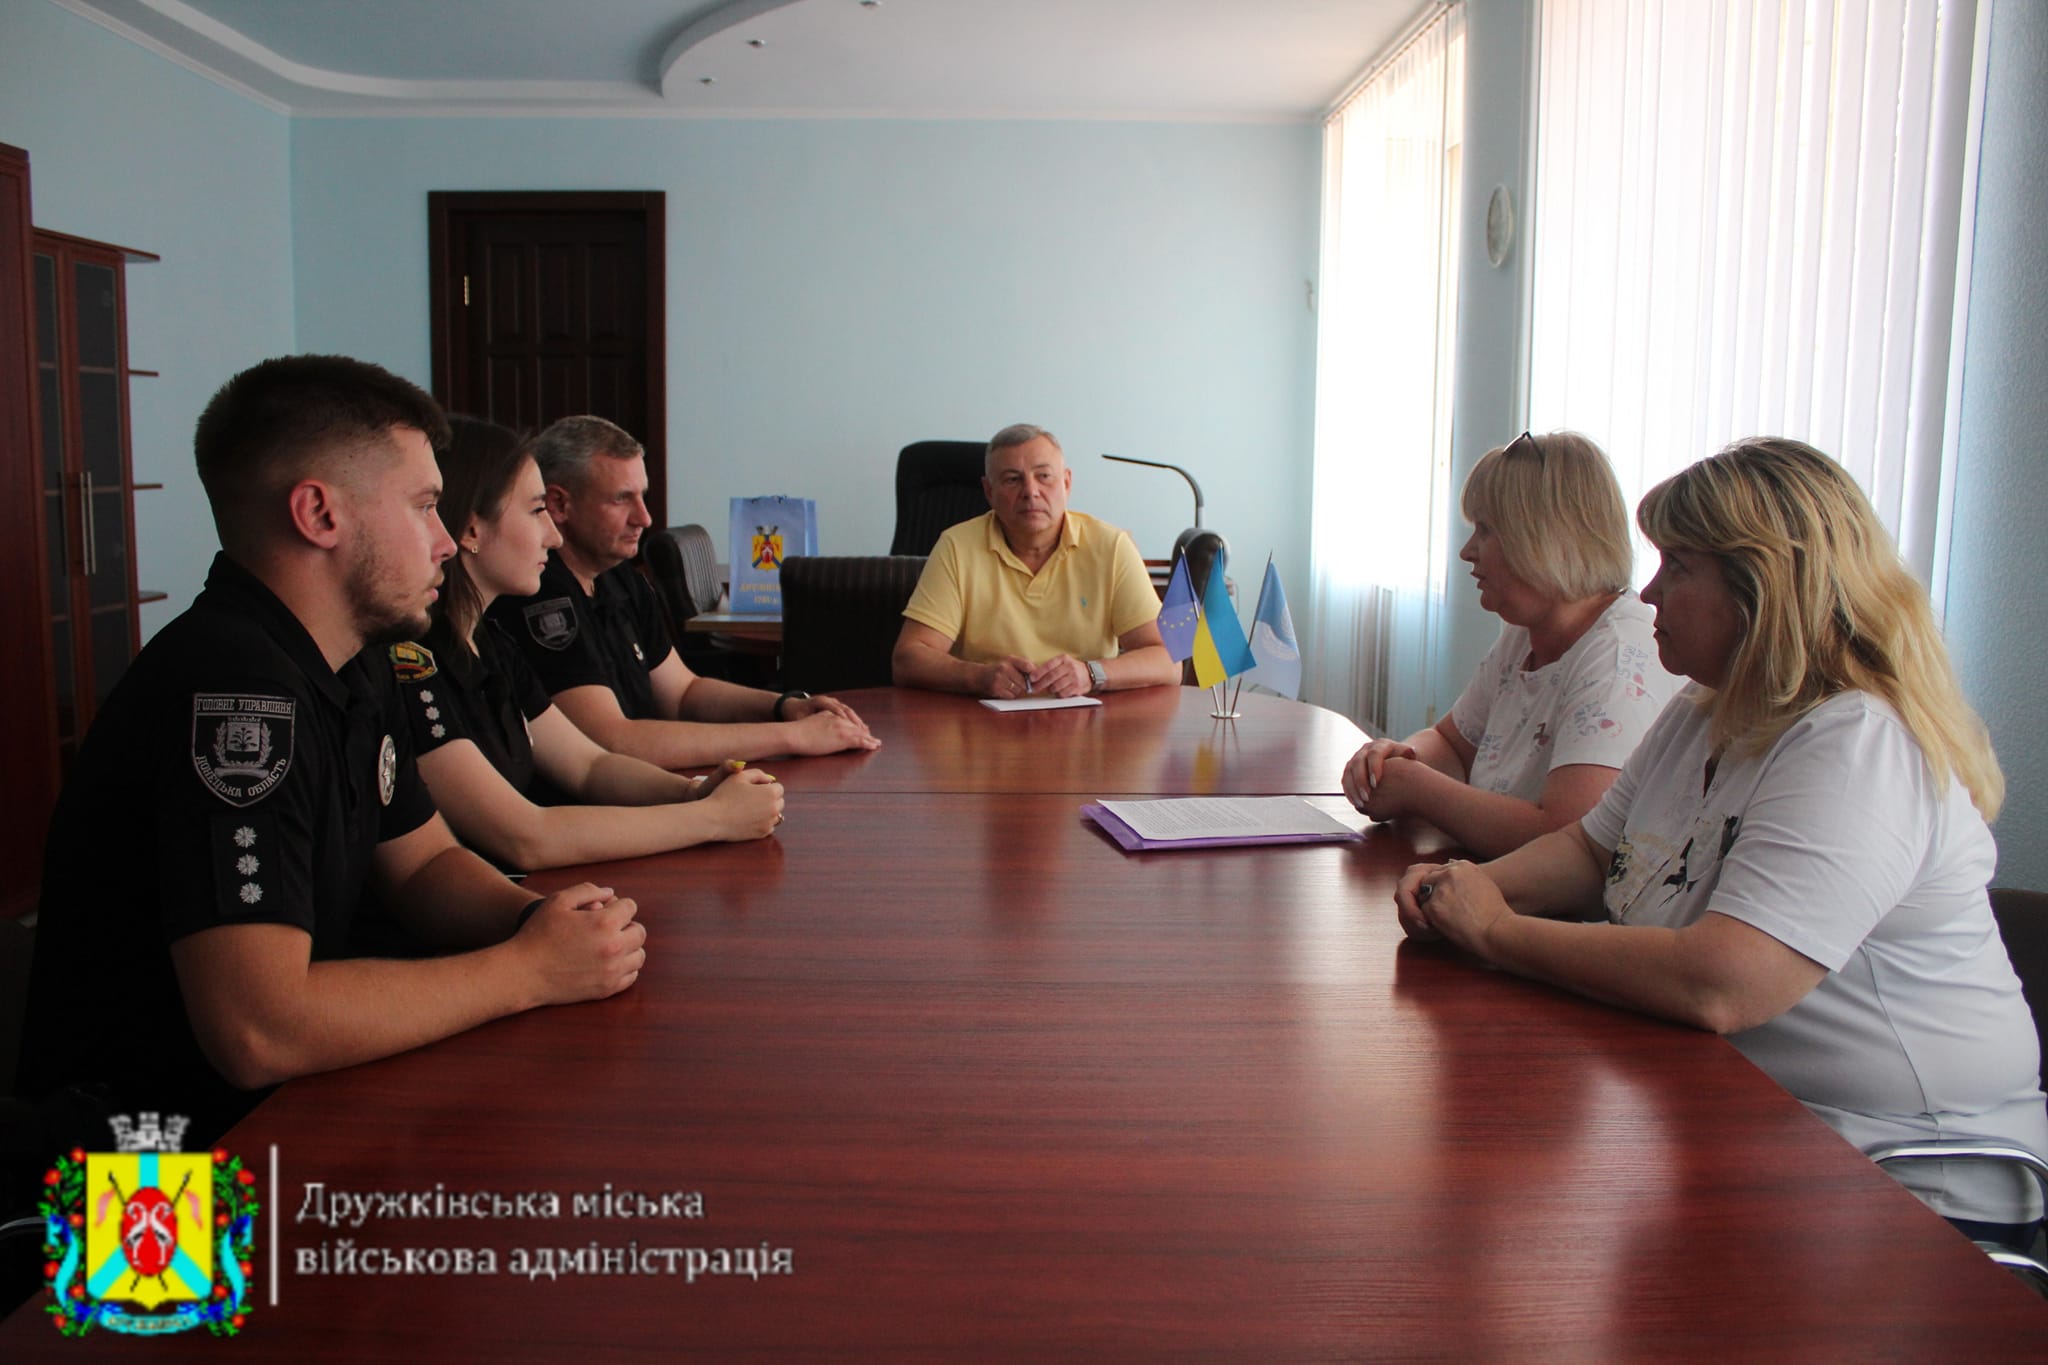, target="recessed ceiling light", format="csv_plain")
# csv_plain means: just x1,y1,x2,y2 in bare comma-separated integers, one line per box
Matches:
861,1,880,8
747,38,766,48
699,76,716,85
